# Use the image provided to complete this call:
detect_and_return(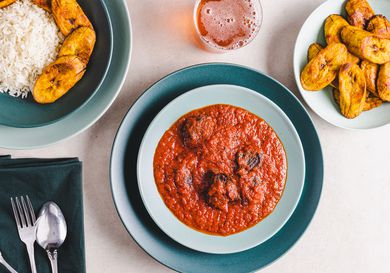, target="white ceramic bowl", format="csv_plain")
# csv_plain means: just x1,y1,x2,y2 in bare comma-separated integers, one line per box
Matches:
294,0,390,130
137,84,305,254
